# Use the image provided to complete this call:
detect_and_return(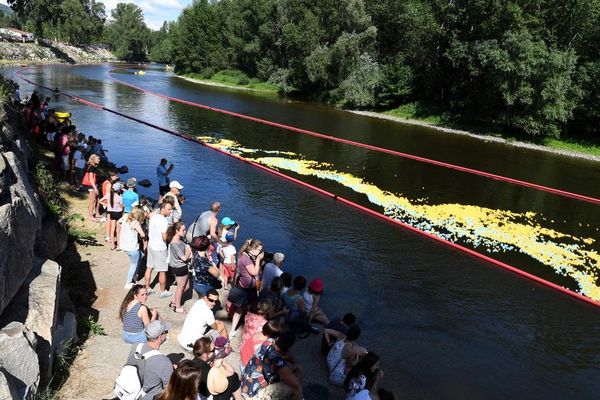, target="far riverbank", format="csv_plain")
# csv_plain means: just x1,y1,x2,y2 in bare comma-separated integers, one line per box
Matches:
177,71,600,163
